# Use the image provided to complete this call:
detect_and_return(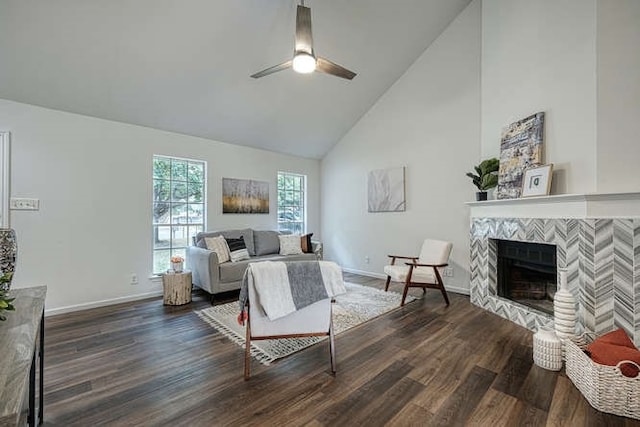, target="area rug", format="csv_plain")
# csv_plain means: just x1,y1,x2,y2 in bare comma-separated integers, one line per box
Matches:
196,282,416,365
